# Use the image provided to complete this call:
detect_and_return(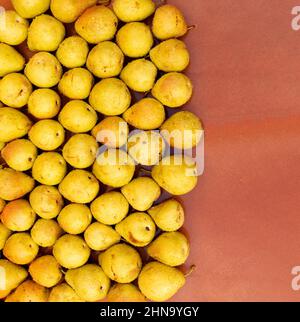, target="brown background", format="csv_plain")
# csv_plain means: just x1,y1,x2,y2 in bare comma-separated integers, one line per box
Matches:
2,0,300,302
